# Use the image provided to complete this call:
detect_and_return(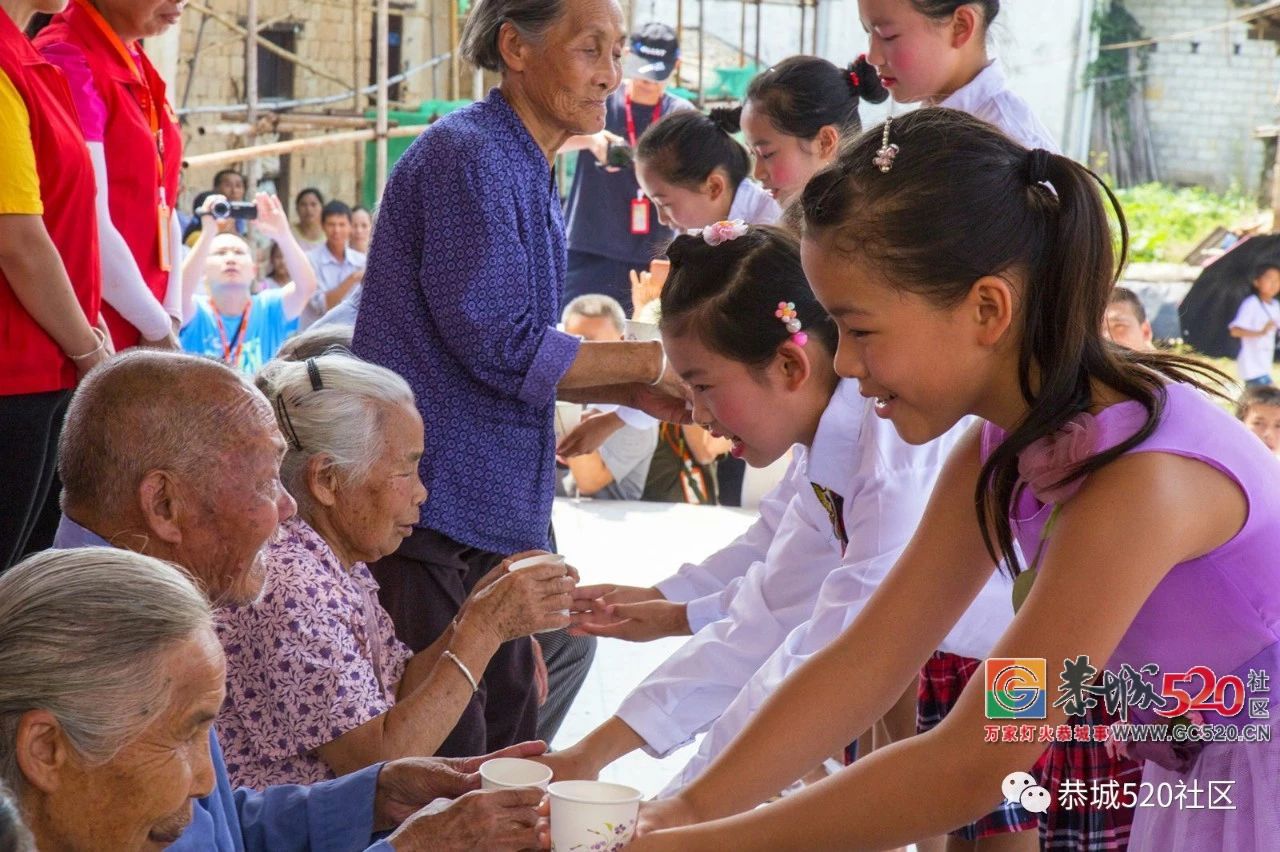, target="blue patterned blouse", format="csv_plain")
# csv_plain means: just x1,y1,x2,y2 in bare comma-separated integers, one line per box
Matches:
353,88,581,555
